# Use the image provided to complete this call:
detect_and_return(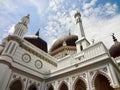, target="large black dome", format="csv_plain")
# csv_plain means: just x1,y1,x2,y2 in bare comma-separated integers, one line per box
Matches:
24,35,48,52
50,35,78,52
